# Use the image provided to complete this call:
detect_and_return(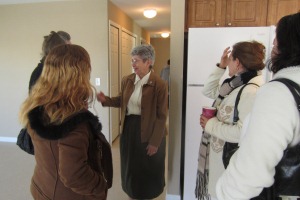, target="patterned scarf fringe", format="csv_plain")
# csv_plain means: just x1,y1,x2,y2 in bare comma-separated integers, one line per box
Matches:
195,170,211,200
